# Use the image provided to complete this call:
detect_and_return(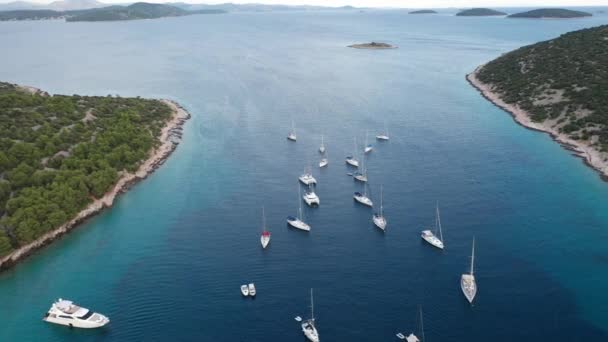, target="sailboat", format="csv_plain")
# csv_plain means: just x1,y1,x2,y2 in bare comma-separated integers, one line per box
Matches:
376,122,390,141
301,288,319,342
260,207,271,249
373,185,387,230
345,137,359,167
287,120,297,141
319,152,328,168
319,135,325,154
421,203,444,249
364,130,373,153
461,237,477,304
397,307,424,342
354,183,373,207
288,185,311,231
353,151,367,182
